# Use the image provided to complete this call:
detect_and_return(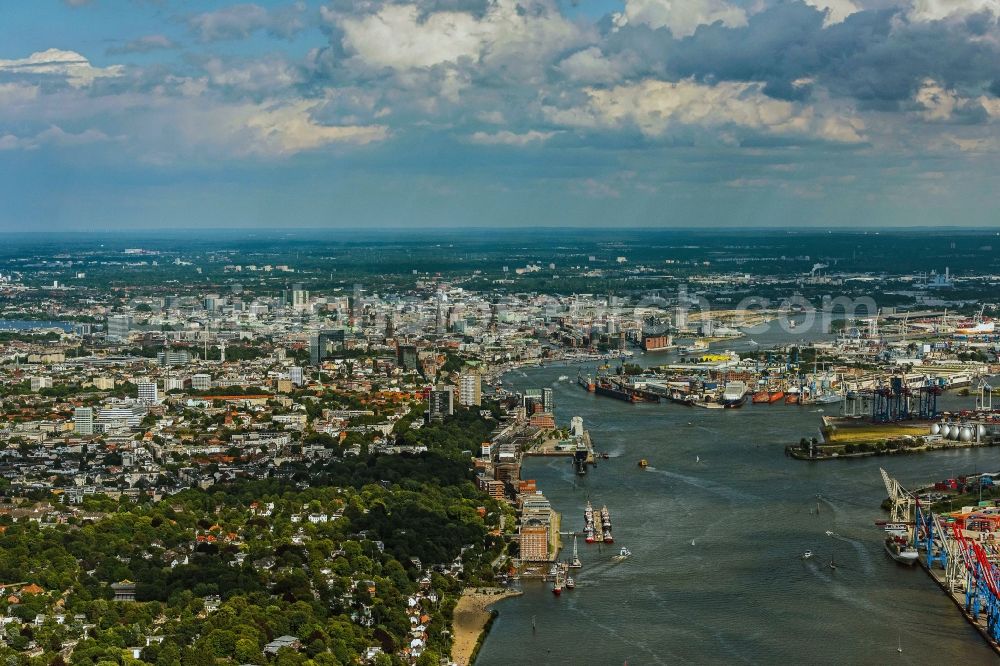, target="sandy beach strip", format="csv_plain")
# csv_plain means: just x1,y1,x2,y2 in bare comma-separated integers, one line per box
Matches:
450,587,522,666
